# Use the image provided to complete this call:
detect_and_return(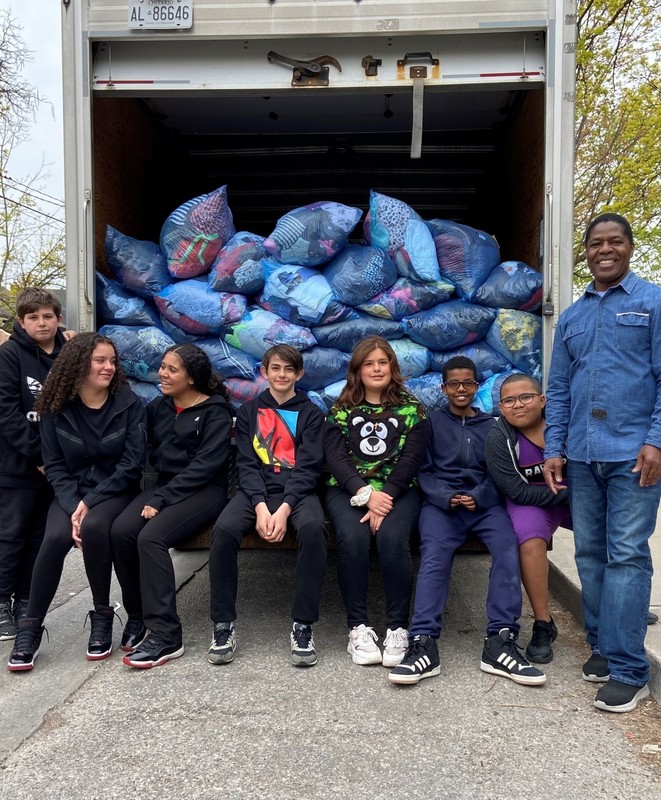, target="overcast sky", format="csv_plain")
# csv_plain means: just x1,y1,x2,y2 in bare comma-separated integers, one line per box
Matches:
1,0,64,210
